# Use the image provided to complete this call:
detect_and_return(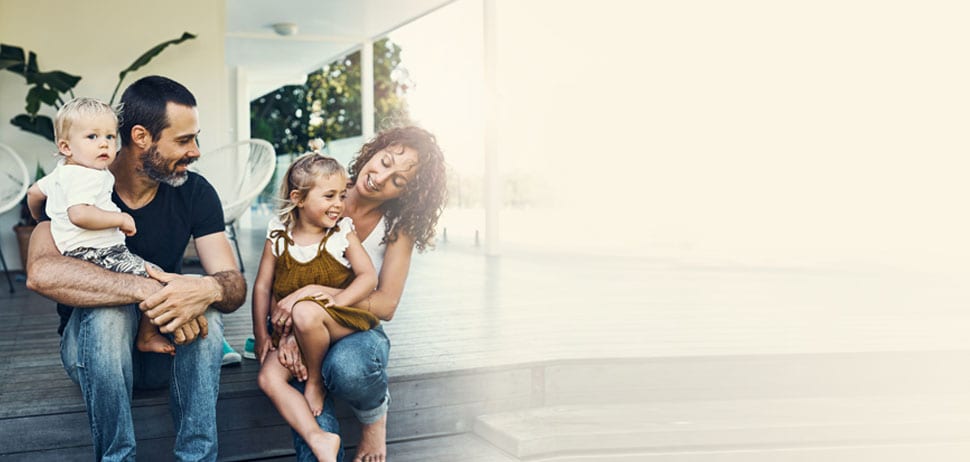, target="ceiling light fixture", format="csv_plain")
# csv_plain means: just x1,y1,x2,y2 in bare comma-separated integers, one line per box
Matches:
271,22,299,36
